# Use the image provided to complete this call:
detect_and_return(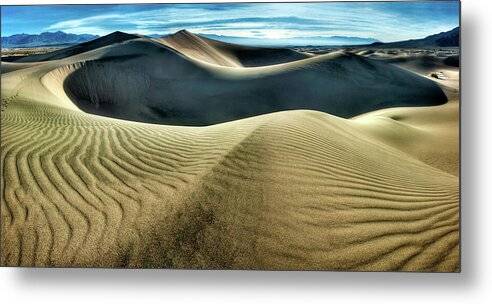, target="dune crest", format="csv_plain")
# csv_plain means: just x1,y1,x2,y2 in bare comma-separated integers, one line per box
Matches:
16,31,140,63
157,29,310,67
5,32,449,126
